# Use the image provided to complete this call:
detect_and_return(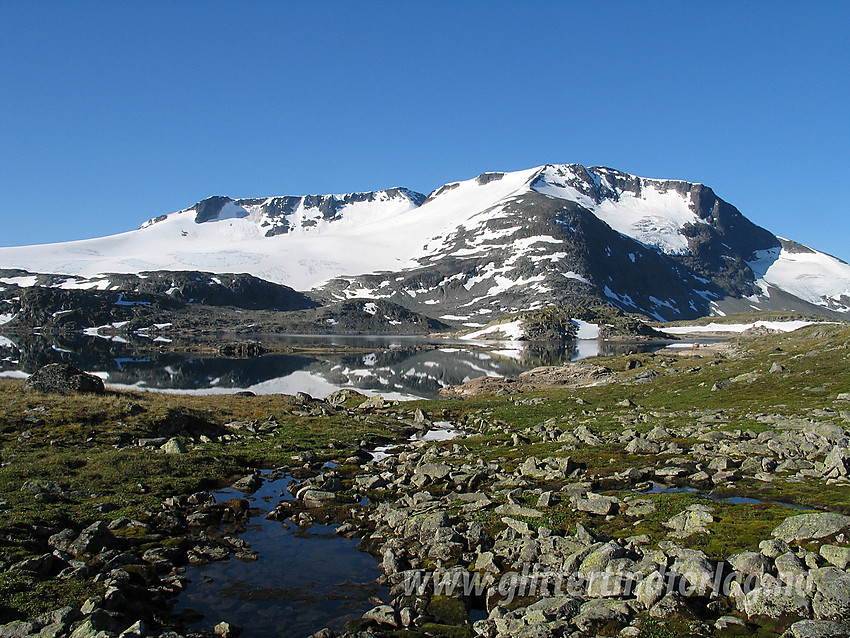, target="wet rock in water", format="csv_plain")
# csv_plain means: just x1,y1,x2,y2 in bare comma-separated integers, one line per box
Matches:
231,474,262,492
301,489,337,508
772,513,850,543
214,621,242,638
362,604,399,627
25,363,104,395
